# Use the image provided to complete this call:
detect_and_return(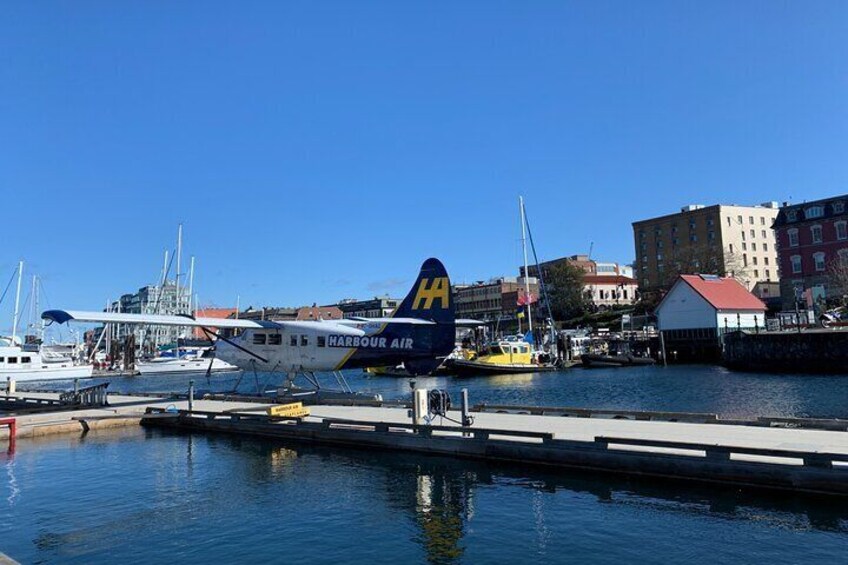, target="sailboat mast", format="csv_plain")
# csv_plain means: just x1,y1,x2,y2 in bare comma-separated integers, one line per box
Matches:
176,224,183,313
519,197,533,334
11,260,23,342
188,256,195,314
